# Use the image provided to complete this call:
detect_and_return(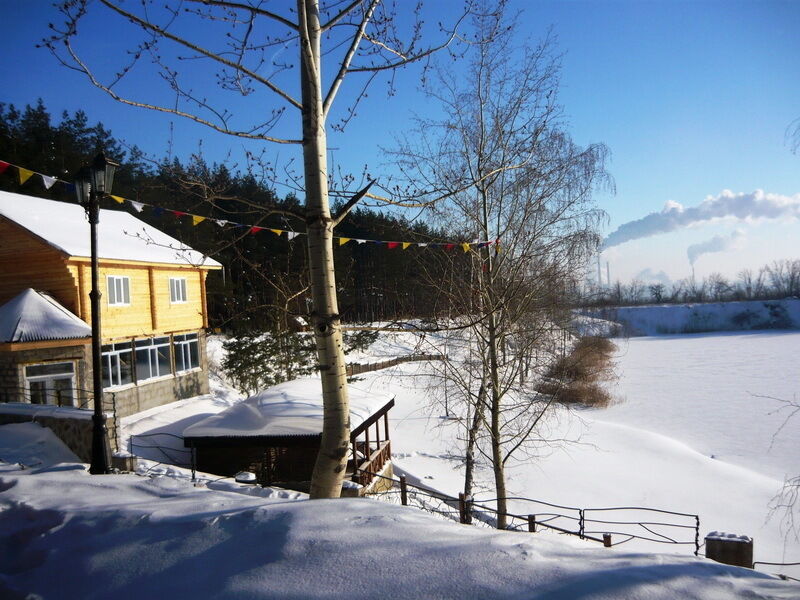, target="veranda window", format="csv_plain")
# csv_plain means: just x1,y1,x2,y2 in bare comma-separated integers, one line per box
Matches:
135,337,172,381
174,333,200,372
102,342,133,388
